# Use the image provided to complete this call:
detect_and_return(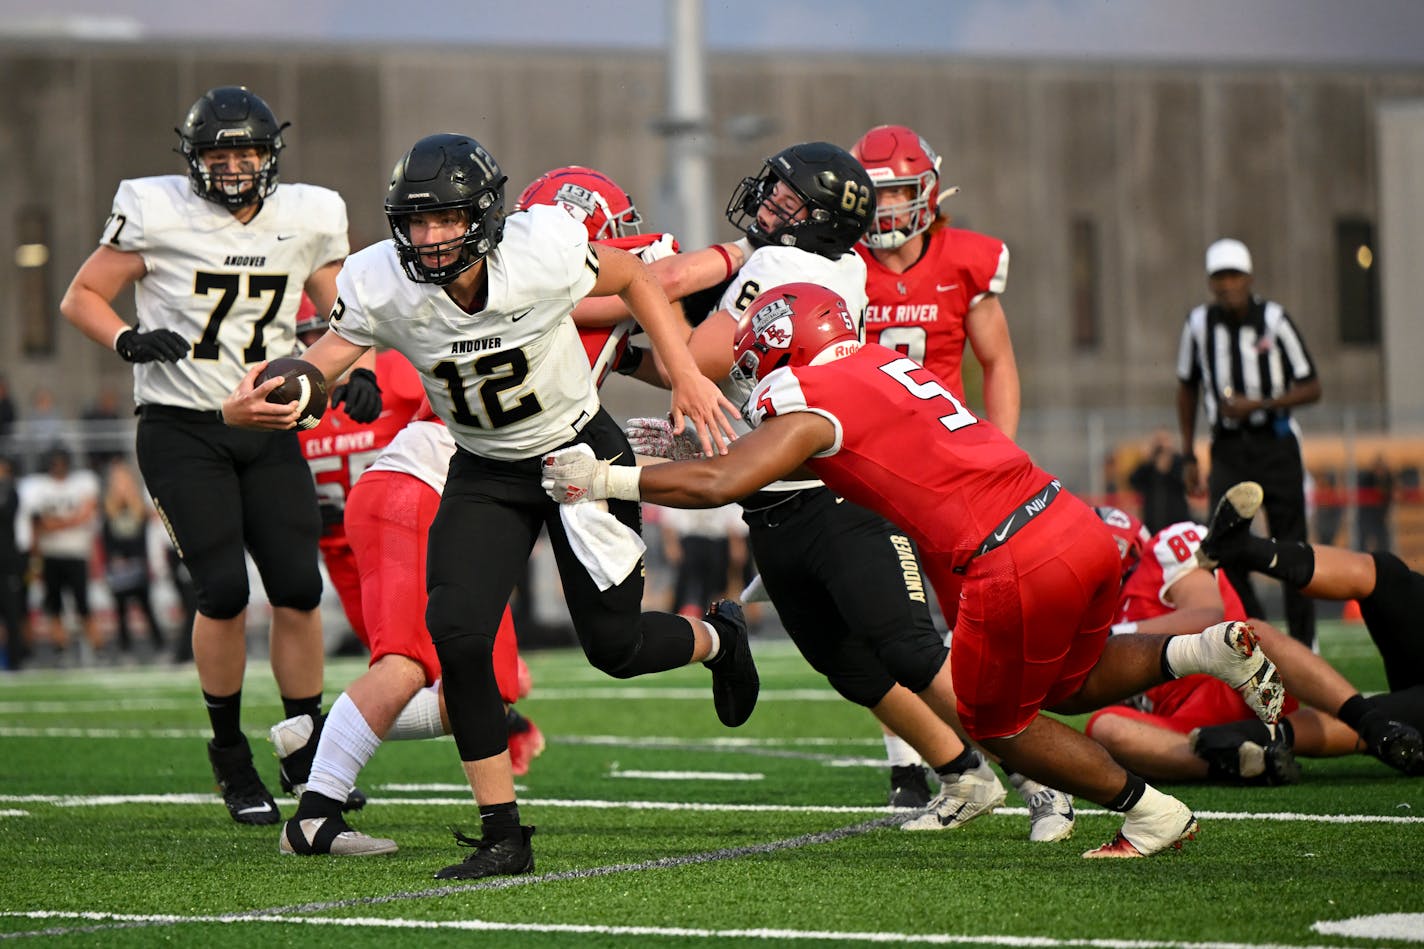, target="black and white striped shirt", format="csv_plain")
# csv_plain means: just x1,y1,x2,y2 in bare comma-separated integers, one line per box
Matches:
1176,297,1316,432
